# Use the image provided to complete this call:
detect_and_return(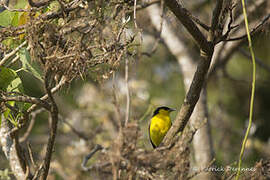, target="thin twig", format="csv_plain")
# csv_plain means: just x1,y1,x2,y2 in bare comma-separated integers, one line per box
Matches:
0,41,27,66
81,144,103,171
27,76,67,113
190,14,210,31
20,109,44,143
27,142,37,169
216,4,239,44
32,164,43,180
226,14,270,41
6,46,31,67
124,57,130,127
